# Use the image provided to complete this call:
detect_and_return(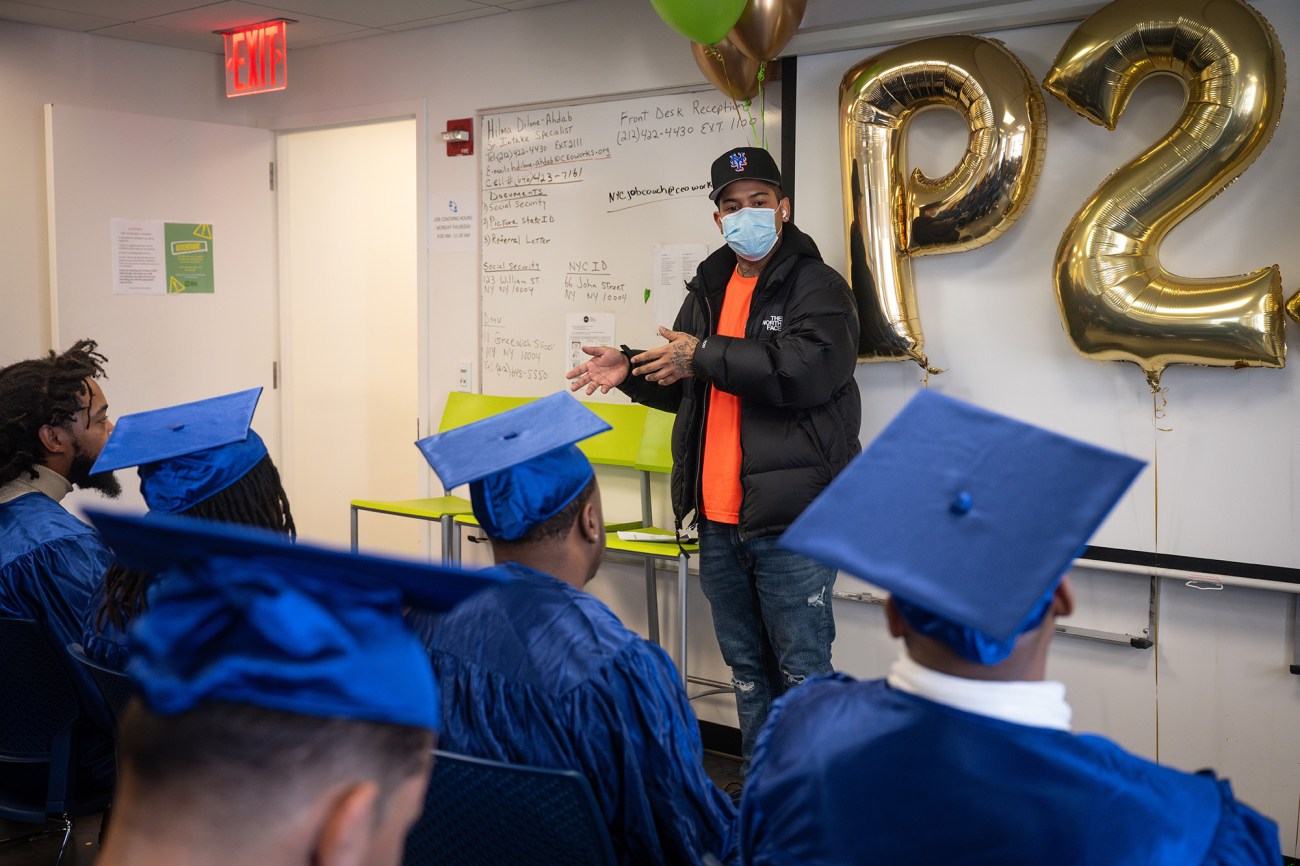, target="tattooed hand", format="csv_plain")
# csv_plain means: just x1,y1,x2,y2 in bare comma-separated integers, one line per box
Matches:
630,326,700,386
